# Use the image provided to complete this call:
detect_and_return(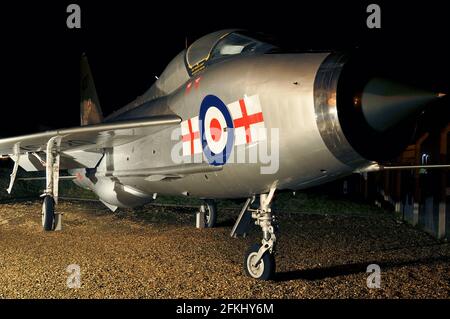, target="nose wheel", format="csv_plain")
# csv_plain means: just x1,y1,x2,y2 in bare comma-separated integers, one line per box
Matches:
244,243,276,280
234,187,278,280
